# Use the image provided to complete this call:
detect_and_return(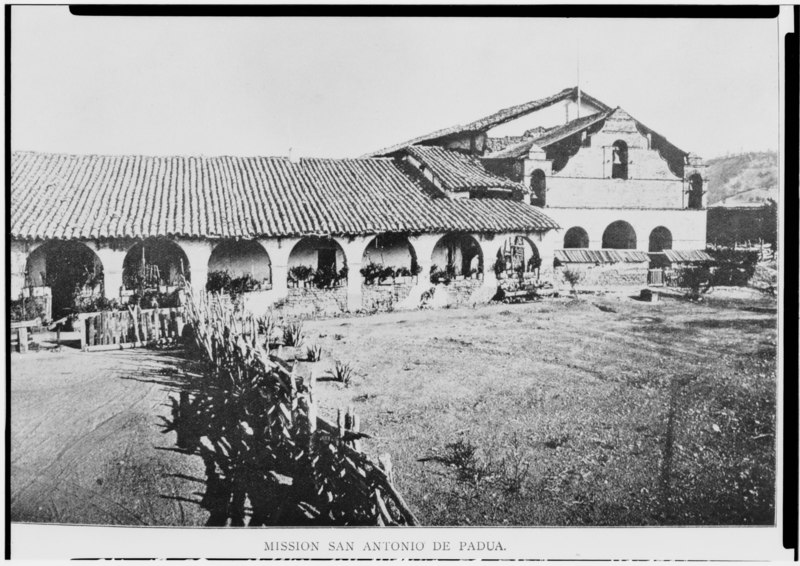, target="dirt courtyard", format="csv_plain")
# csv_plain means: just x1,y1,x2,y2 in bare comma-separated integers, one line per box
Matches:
10,348,208,525
10,287,778,526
